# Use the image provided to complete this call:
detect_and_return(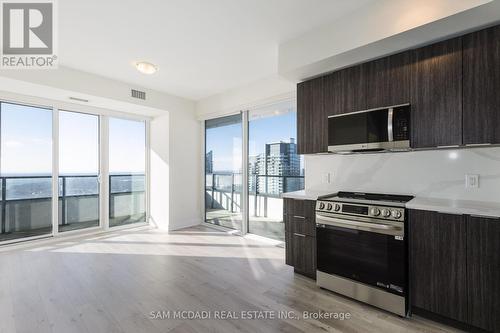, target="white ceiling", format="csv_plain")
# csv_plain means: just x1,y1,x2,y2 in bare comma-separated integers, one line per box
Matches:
59,0,374,101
